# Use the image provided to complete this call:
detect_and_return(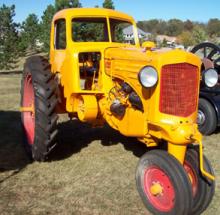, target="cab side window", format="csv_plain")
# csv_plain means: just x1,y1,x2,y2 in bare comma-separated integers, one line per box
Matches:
55,19,66,49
